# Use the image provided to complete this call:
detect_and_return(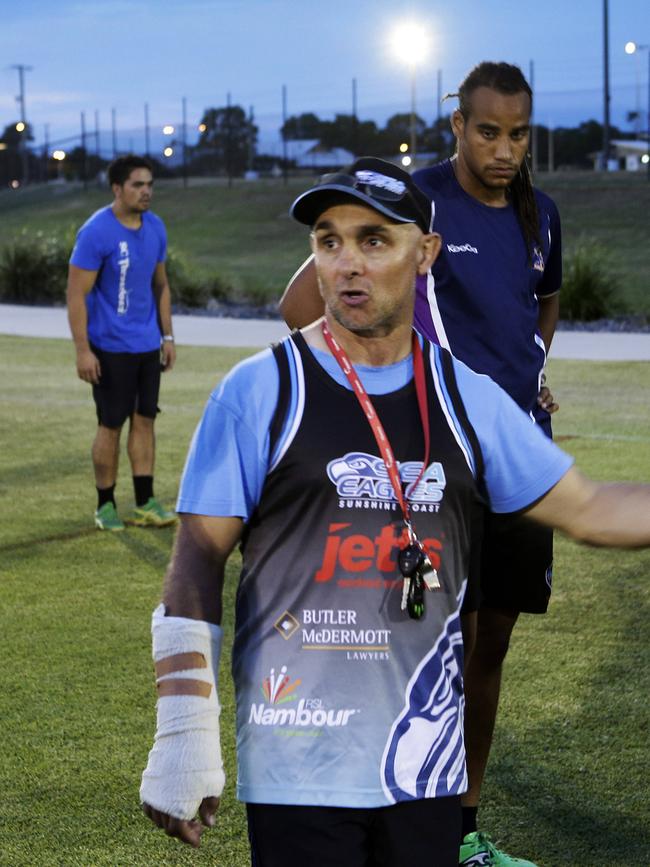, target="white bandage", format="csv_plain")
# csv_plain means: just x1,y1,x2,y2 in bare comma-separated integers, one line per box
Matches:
140,603,225,820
